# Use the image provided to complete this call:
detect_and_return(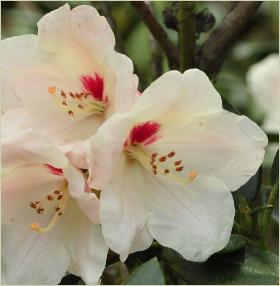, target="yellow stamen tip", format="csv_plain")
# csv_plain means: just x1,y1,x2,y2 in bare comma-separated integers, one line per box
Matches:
188,170,198,180
30,223,40,231
48,86,56,95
